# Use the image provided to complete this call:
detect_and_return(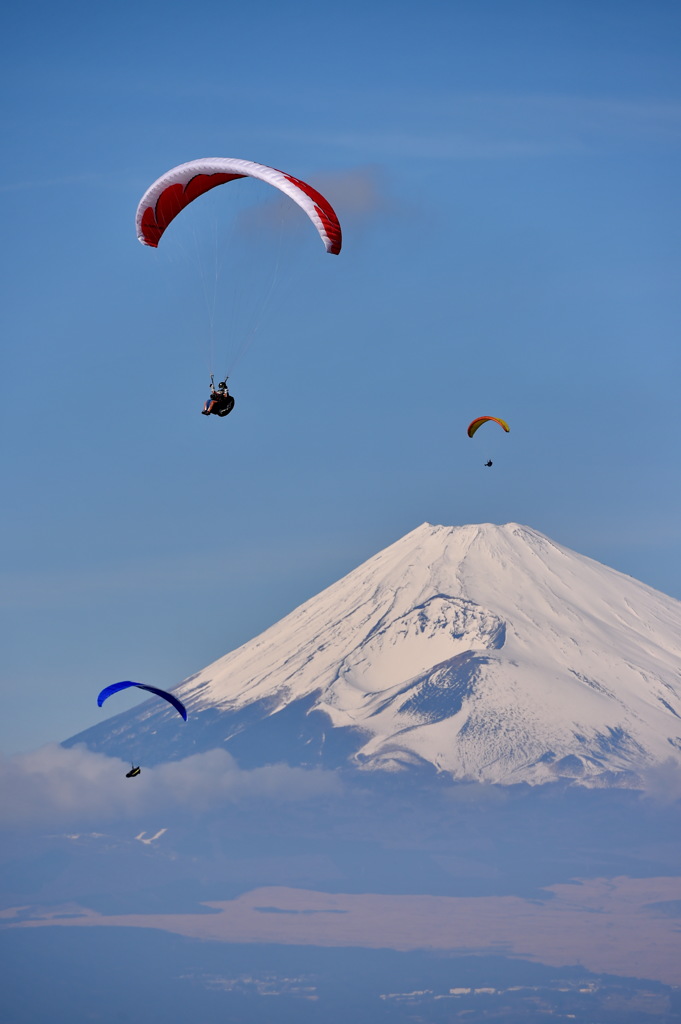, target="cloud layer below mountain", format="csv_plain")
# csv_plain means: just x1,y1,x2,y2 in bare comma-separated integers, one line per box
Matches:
0,743,341,829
